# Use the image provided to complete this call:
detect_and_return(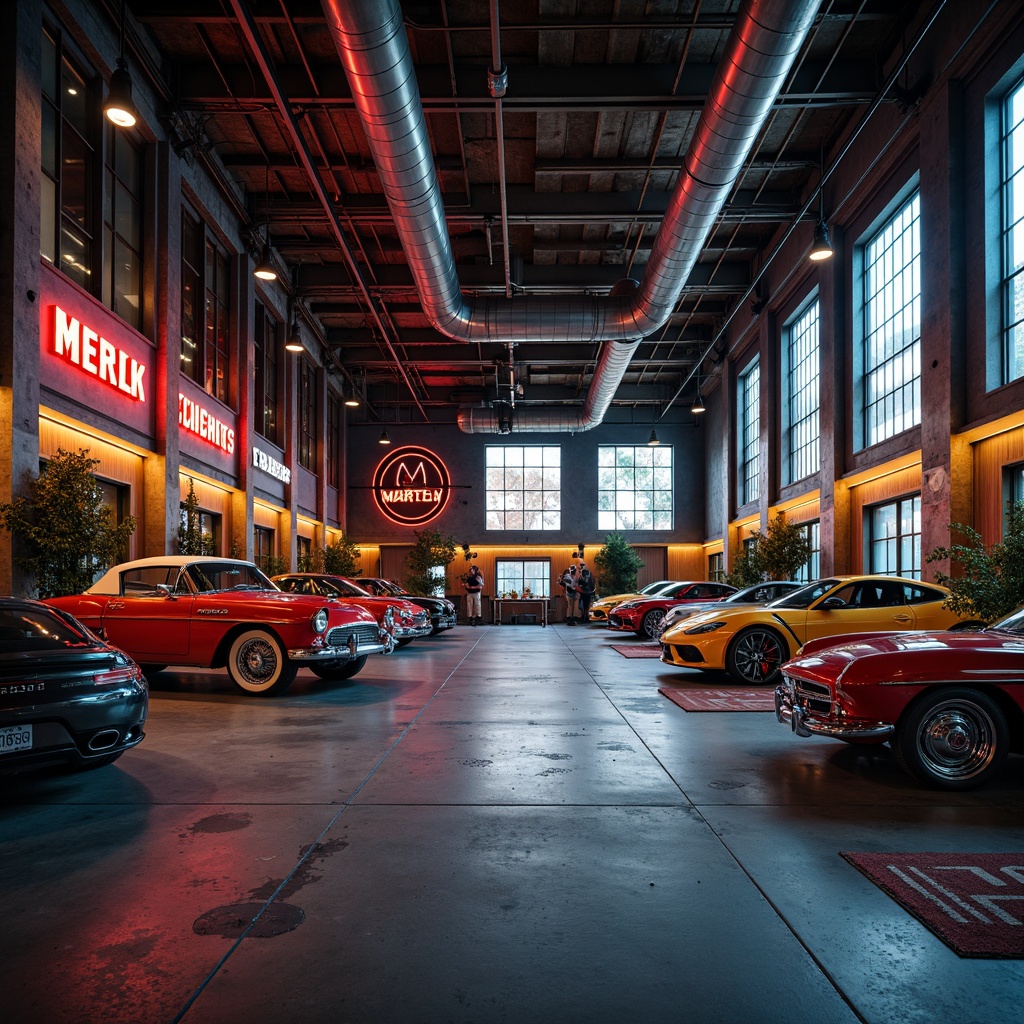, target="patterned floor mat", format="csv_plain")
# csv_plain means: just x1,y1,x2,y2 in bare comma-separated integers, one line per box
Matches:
658,686,775,711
